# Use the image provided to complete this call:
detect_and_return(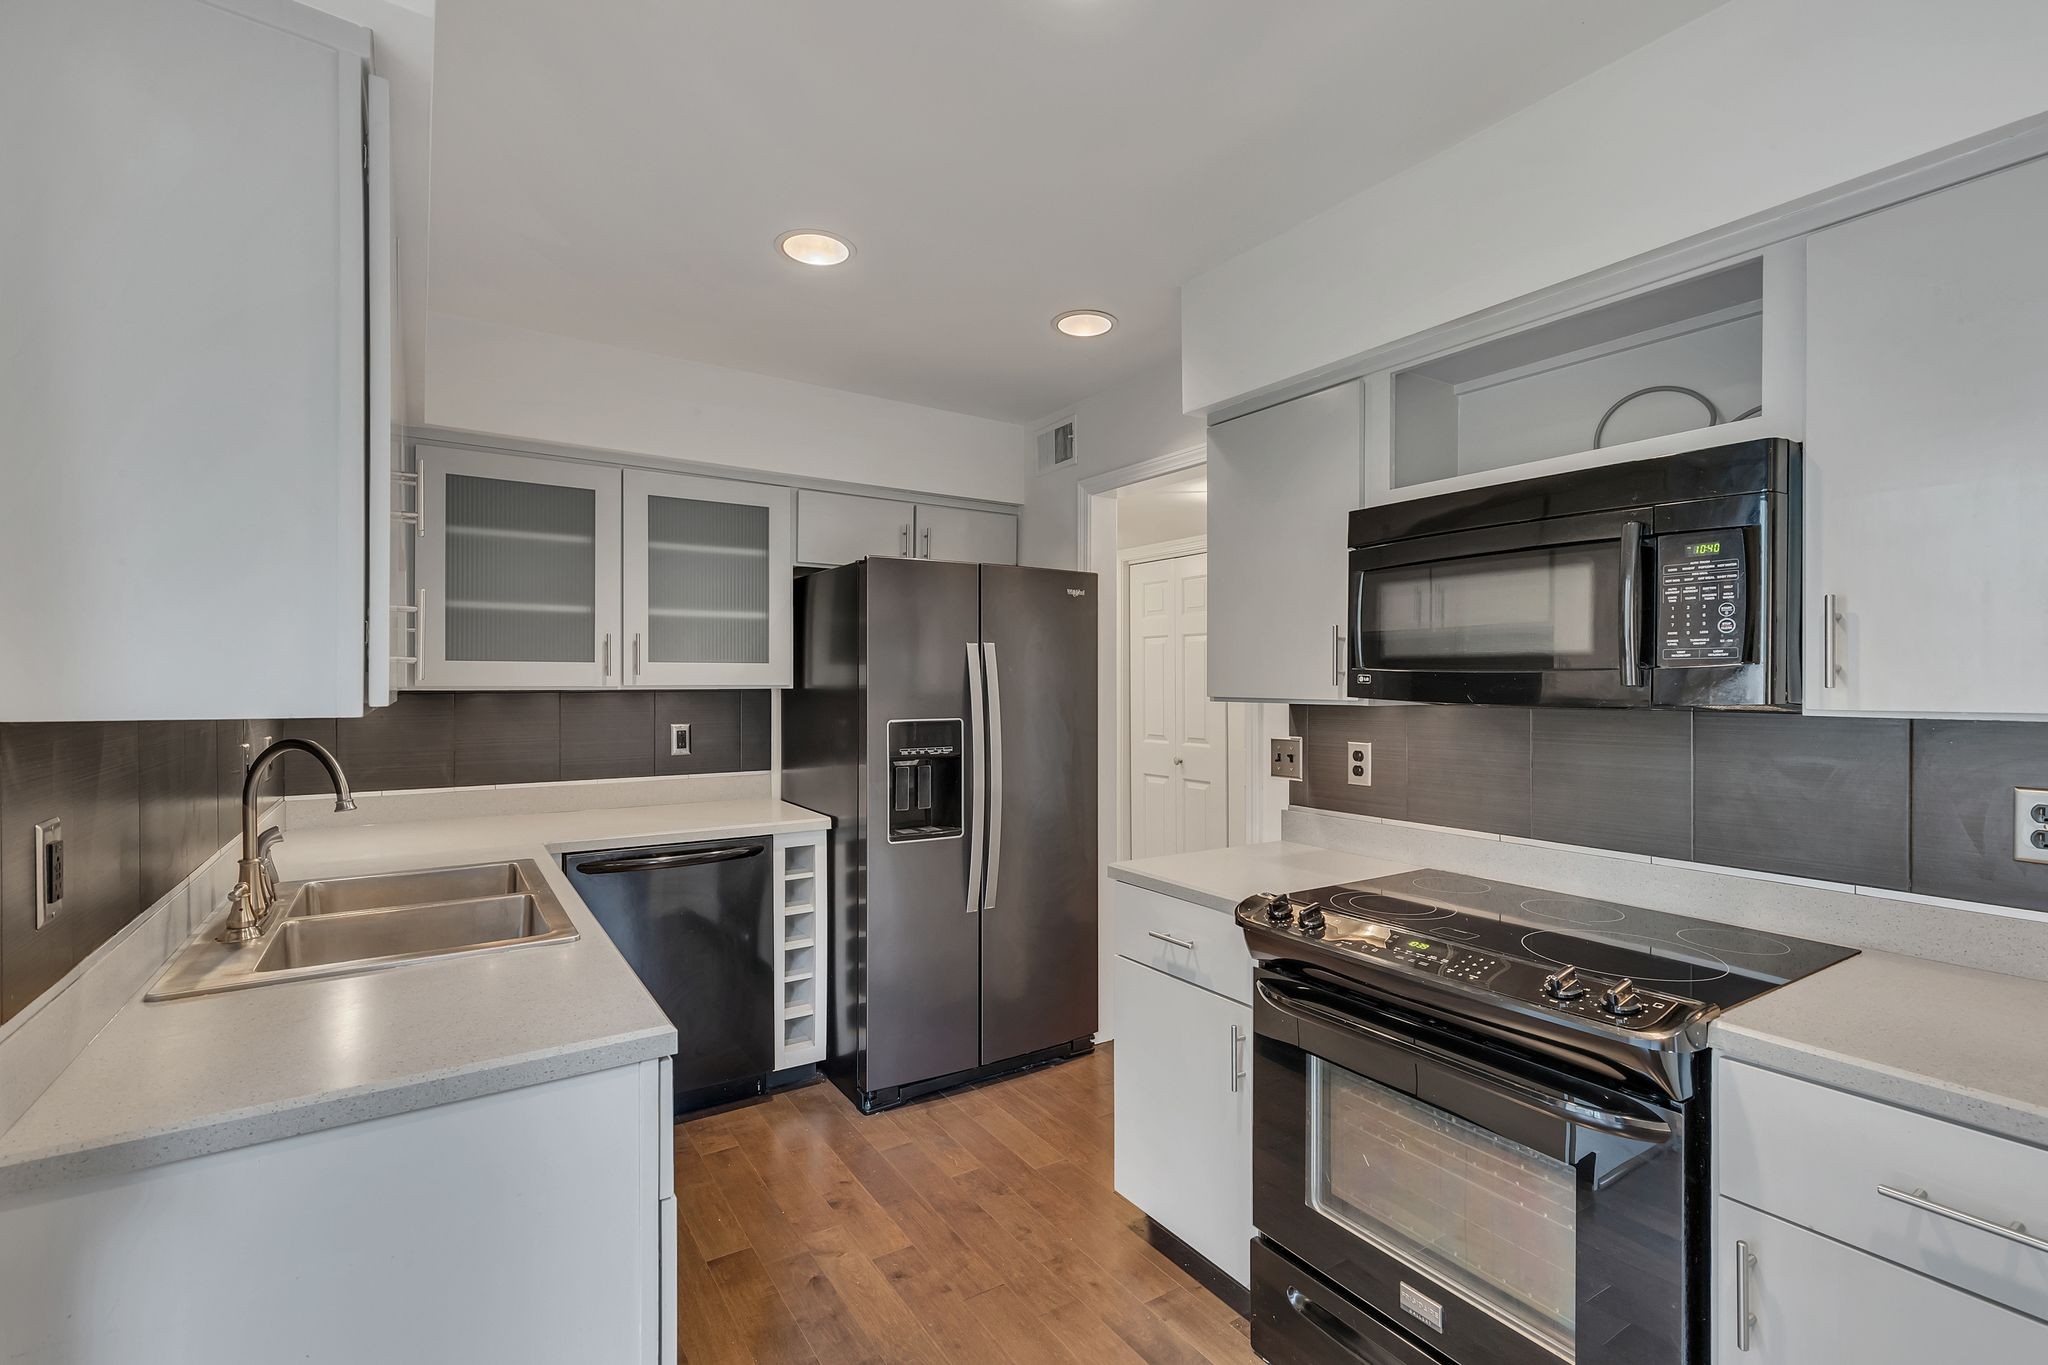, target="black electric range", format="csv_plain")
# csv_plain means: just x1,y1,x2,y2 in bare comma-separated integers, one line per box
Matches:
1238,868,1857,1365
